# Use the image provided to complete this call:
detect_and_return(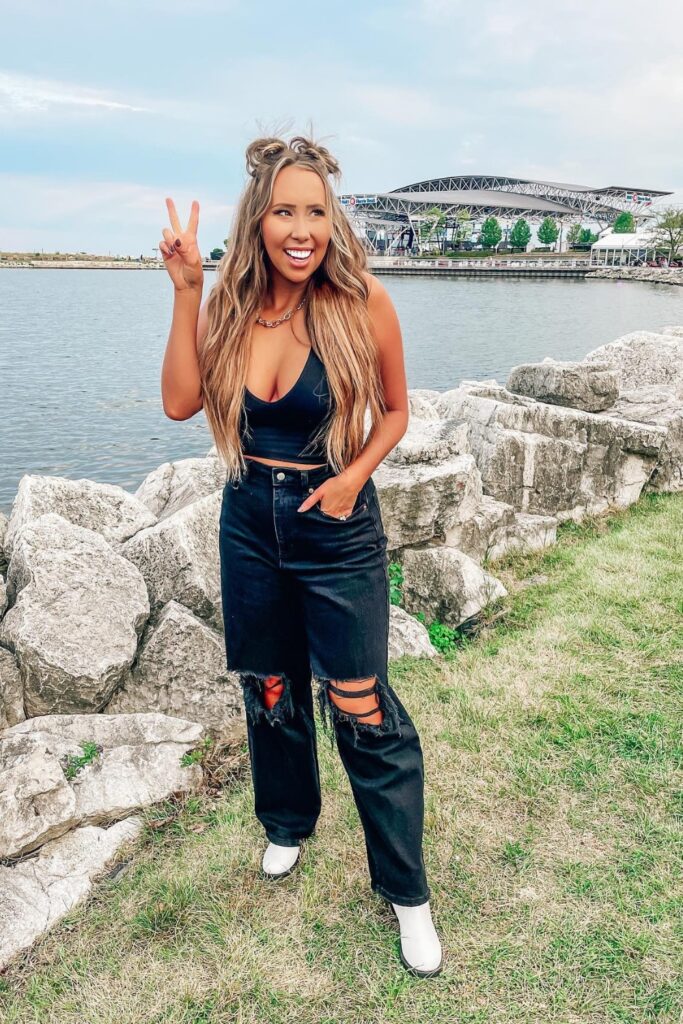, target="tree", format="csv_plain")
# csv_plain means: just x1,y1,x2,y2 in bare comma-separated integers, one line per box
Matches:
650,206,683,262
479,216,502,250
210,247,225,260
579,228,599,246
537,217,559,248
454,209,472,246
419,206,446,251
567,223,583,247
509,218,531,251
613,211,635,233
